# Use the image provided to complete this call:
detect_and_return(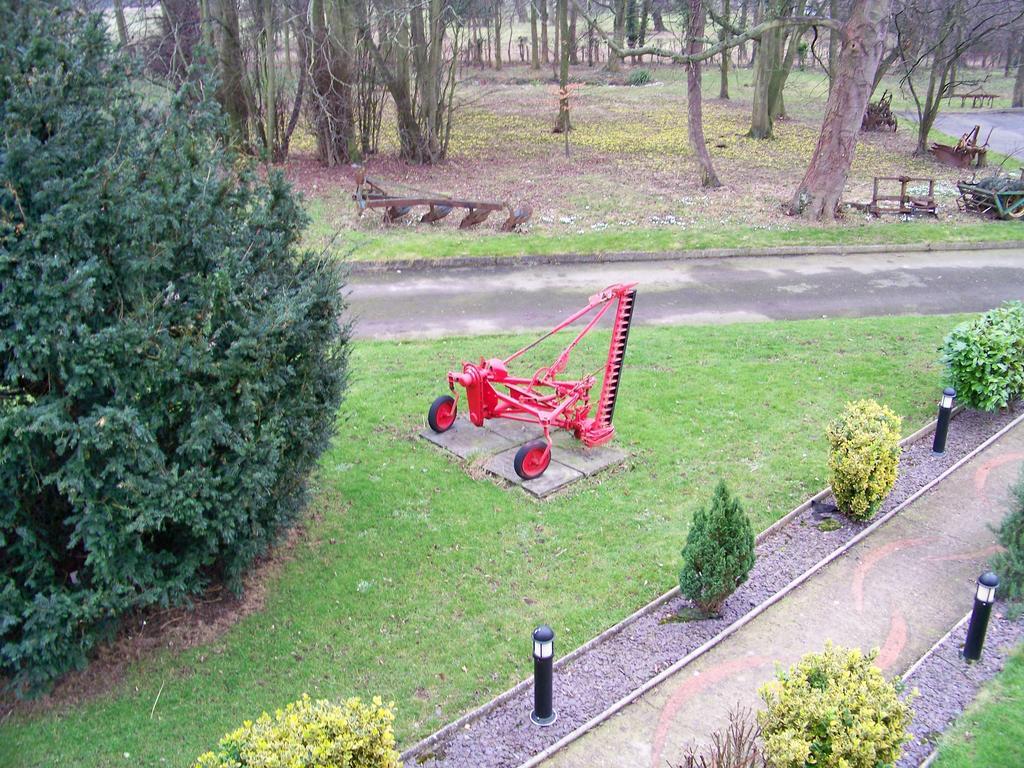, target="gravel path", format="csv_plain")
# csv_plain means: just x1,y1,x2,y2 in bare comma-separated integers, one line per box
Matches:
898,613,1024,767
408,405,1021,768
